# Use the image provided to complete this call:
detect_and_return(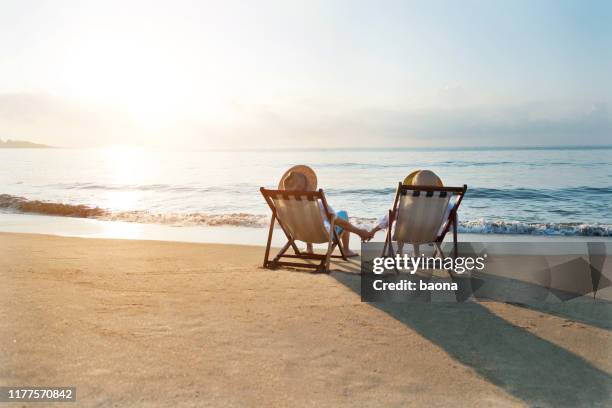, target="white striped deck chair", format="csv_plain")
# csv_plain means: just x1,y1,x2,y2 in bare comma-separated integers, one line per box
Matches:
260,188,348,273
382,183,467,261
